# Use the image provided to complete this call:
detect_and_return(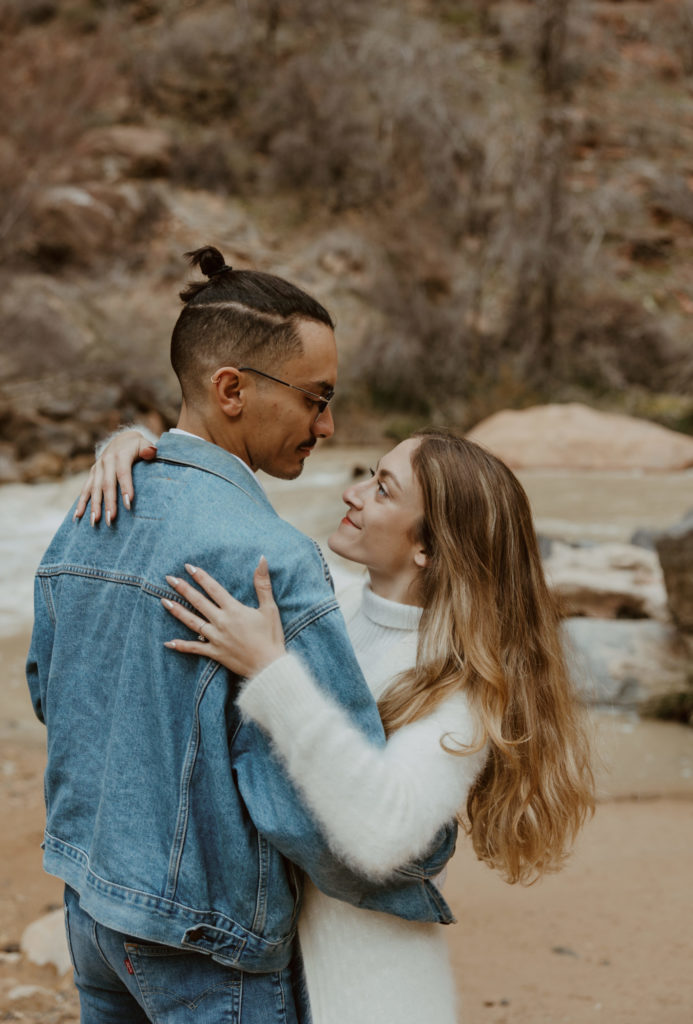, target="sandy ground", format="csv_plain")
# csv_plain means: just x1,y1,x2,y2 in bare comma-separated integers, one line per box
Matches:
2,630,693,1024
